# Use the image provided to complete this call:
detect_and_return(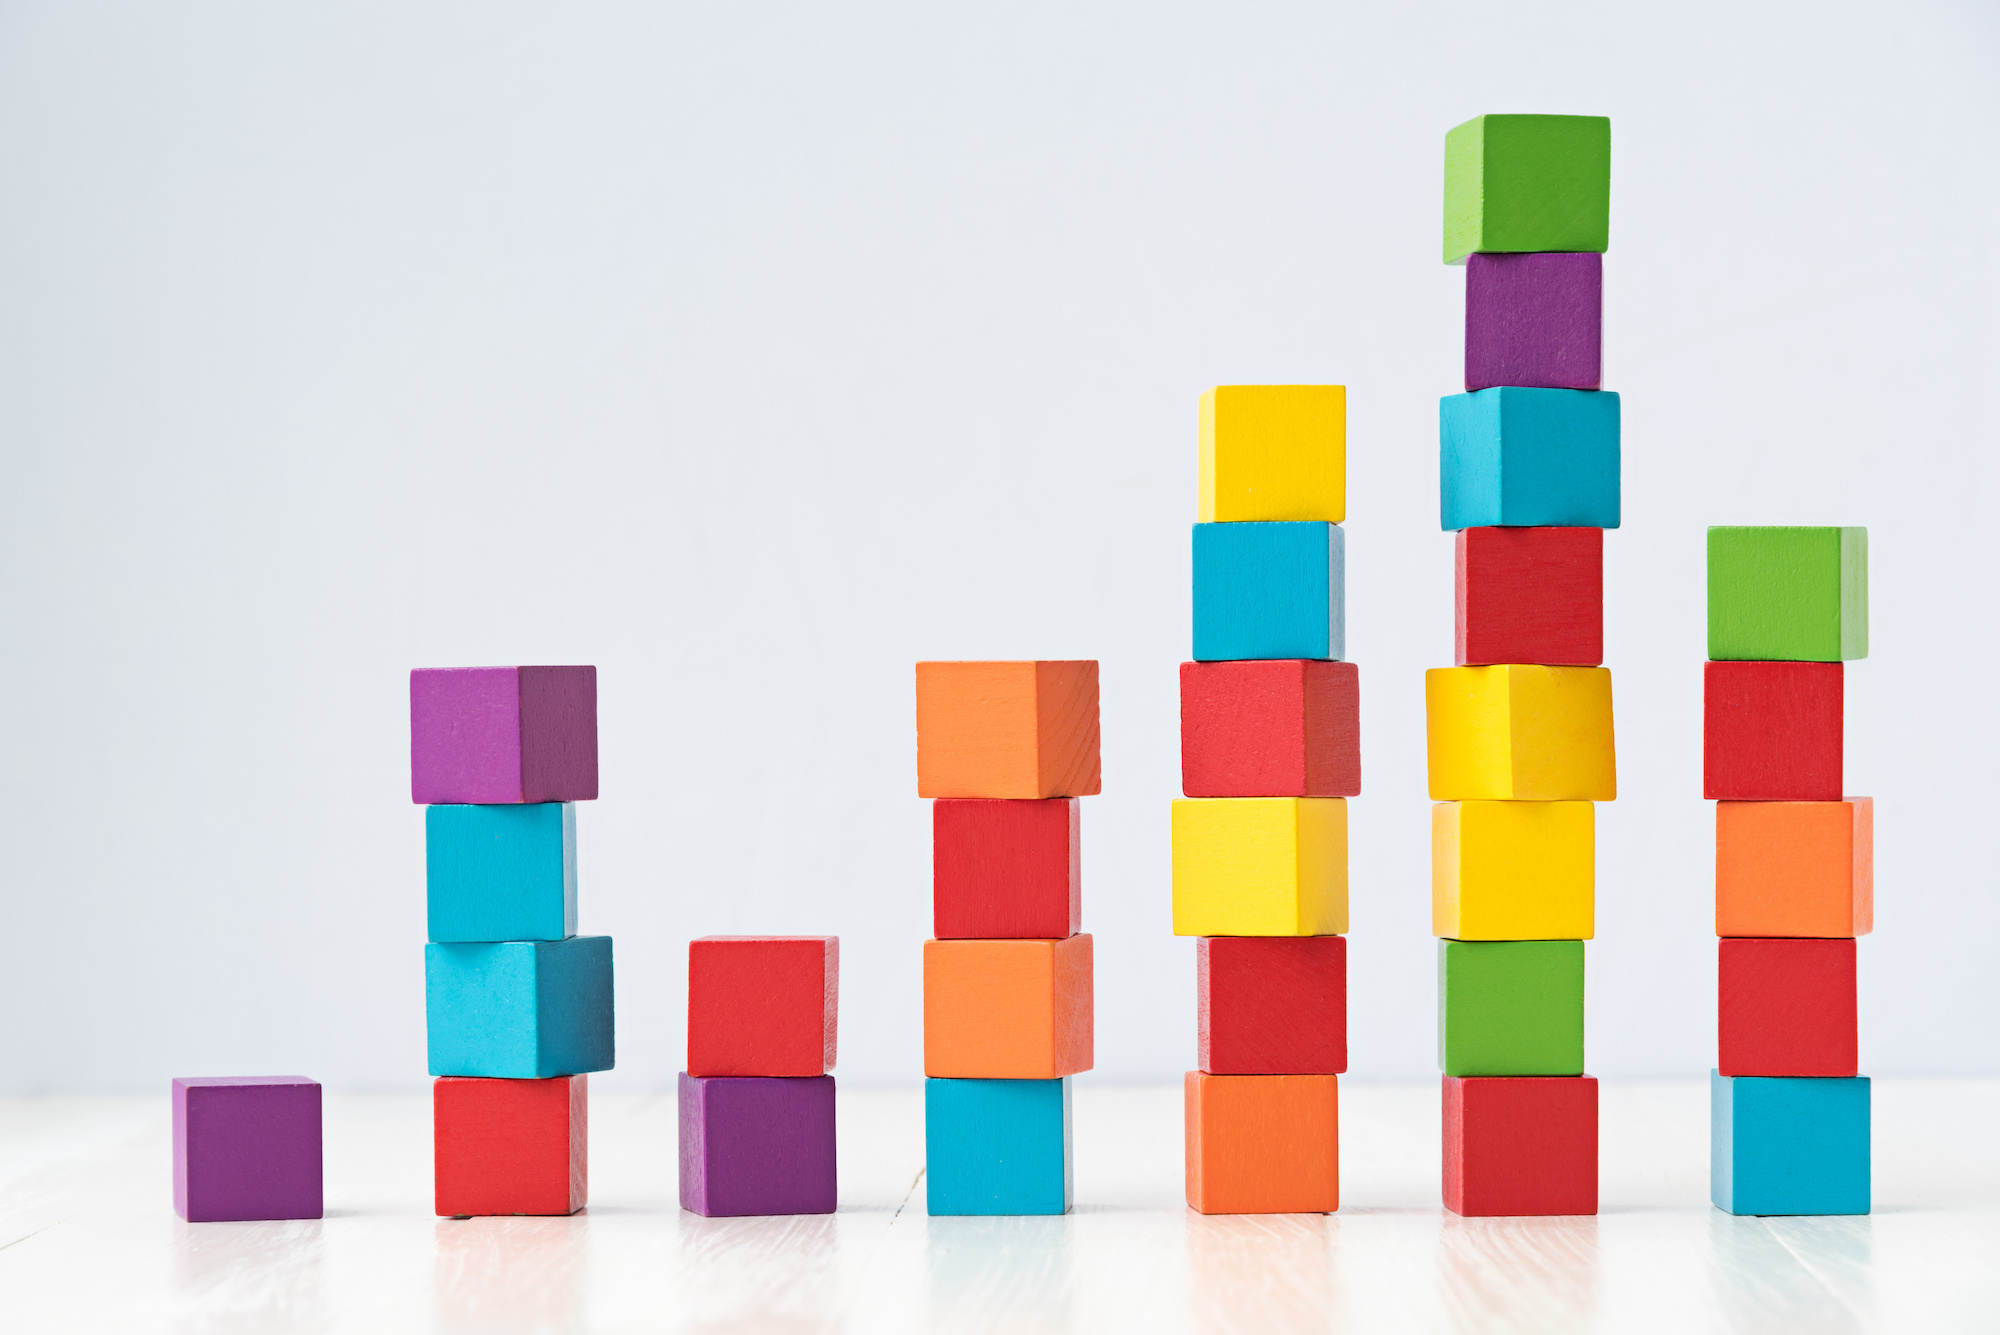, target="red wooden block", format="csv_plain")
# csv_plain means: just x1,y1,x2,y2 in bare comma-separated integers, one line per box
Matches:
932,799,1080,939
687,937,839,1077
1443,1075,1597,1216
1717,938,1857,1076
1703,661,1843,800
1197,936,1346,1075
434,1076,586,1217
1180,660,1360,798
1455,527,1603,666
